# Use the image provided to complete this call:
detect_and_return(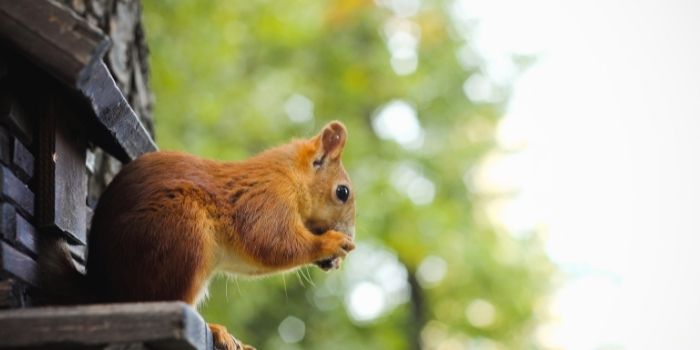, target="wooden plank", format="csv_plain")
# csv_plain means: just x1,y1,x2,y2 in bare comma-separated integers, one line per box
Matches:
0,202,14,240
0,241,38,286
0,203,36,256
15,213,37,255
0,1,155,163
11,138,33,181
38,92,87,244
0,0,110,89
0,93,34,146
0,165,34,218
52,103,87,243
0,302,214,350
78,61,157,162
